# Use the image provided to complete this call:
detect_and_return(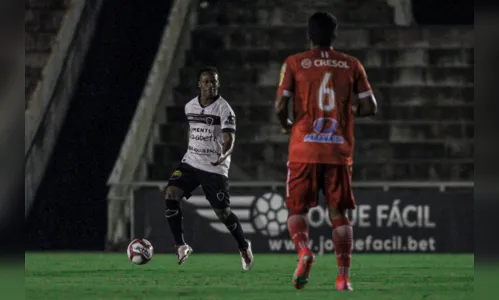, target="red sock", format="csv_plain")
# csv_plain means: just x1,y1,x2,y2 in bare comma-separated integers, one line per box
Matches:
287,214,310,253
332,218,353,276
